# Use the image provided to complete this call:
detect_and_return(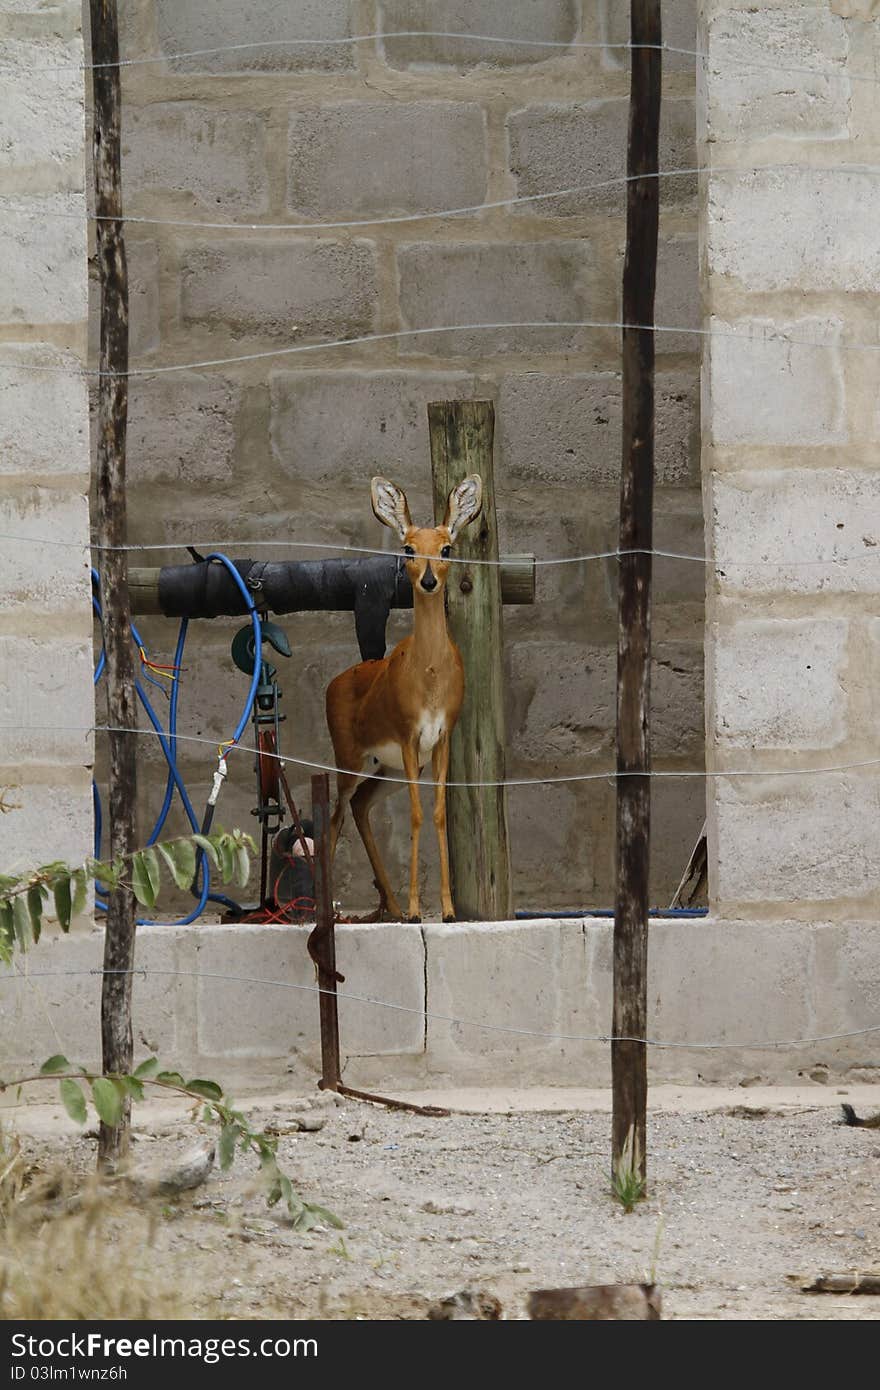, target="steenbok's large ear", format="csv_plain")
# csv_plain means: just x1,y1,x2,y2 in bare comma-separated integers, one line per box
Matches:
444,474,483,542
371,477,413,541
